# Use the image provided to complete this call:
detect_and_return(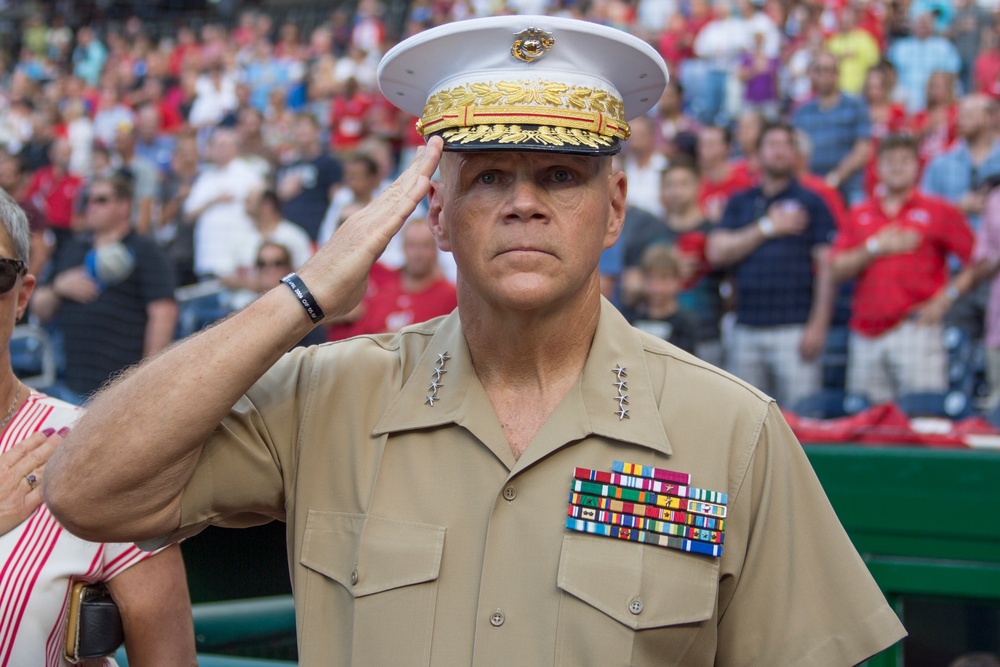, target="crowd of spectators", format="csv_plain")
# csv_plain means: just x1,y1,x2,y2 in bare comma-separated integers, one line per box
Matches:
1,0,999,419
